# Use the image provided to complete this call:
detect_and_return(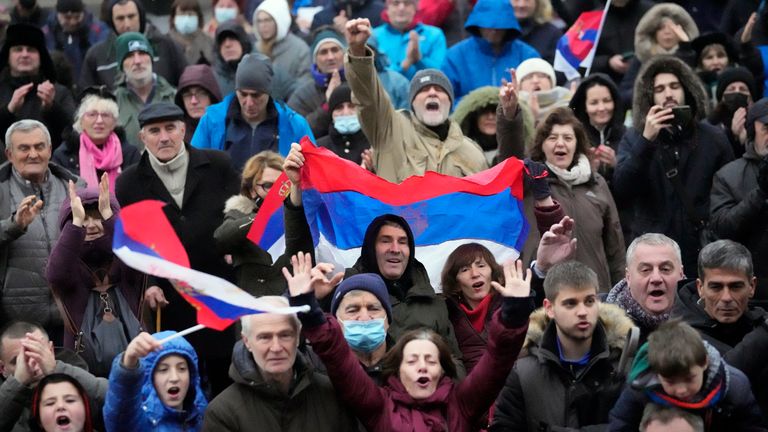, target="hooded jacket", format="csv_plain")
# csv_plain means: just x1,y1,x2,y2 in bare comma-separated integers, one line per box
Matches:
78,0,187,90
346,47,489,182
294,290,534,432
608,341,765,431
442,0,540,102
618,3,699,108
672,279,768,355
103,331,207,432
451,85,502,163
613,55,734,274
213,194,290,297
253,0,312,86
191,93,314,159
709,141,768,301
45,186,144,355
491,304,635,431
569,73,627,183
175,64,222,143
212,21,252,97
372,20,447,80
203,340,358,431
